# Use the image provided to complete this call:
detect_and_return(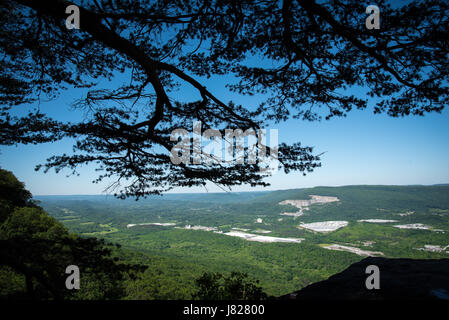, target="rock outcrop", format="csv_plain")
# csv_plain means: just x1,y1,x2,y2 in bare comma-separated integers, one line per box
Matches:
281,257,449,300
